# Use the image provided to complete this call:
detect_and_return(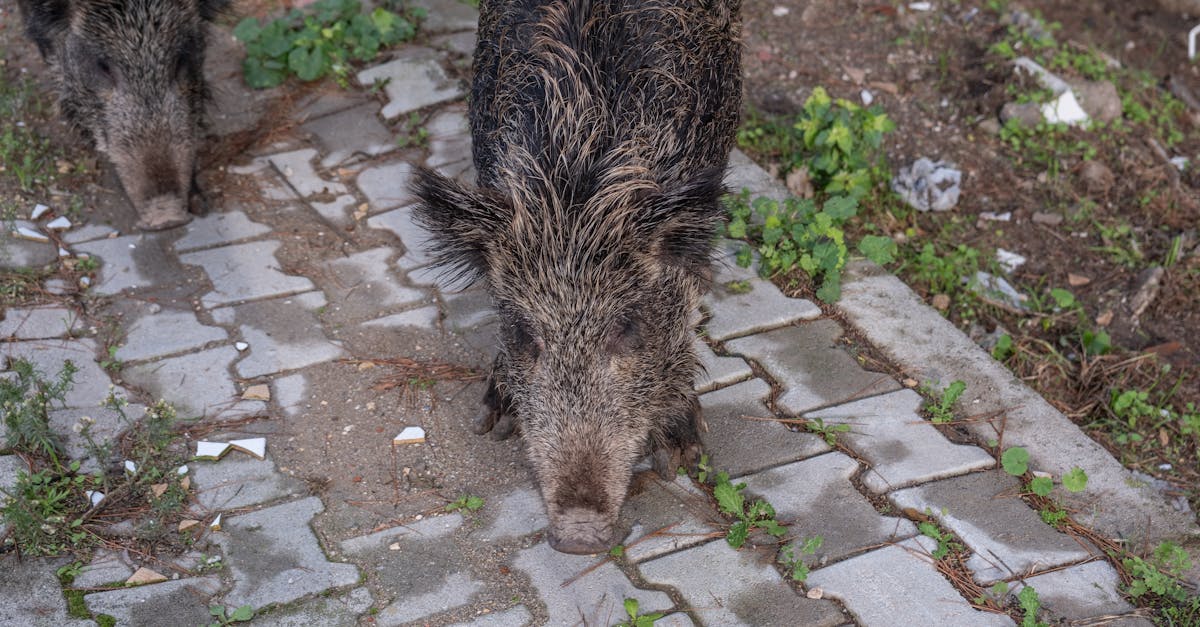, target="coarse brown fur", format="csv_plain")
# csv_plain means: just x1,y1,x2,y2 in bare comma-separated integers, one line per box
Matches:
16,0,228,230
413,0,741,554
